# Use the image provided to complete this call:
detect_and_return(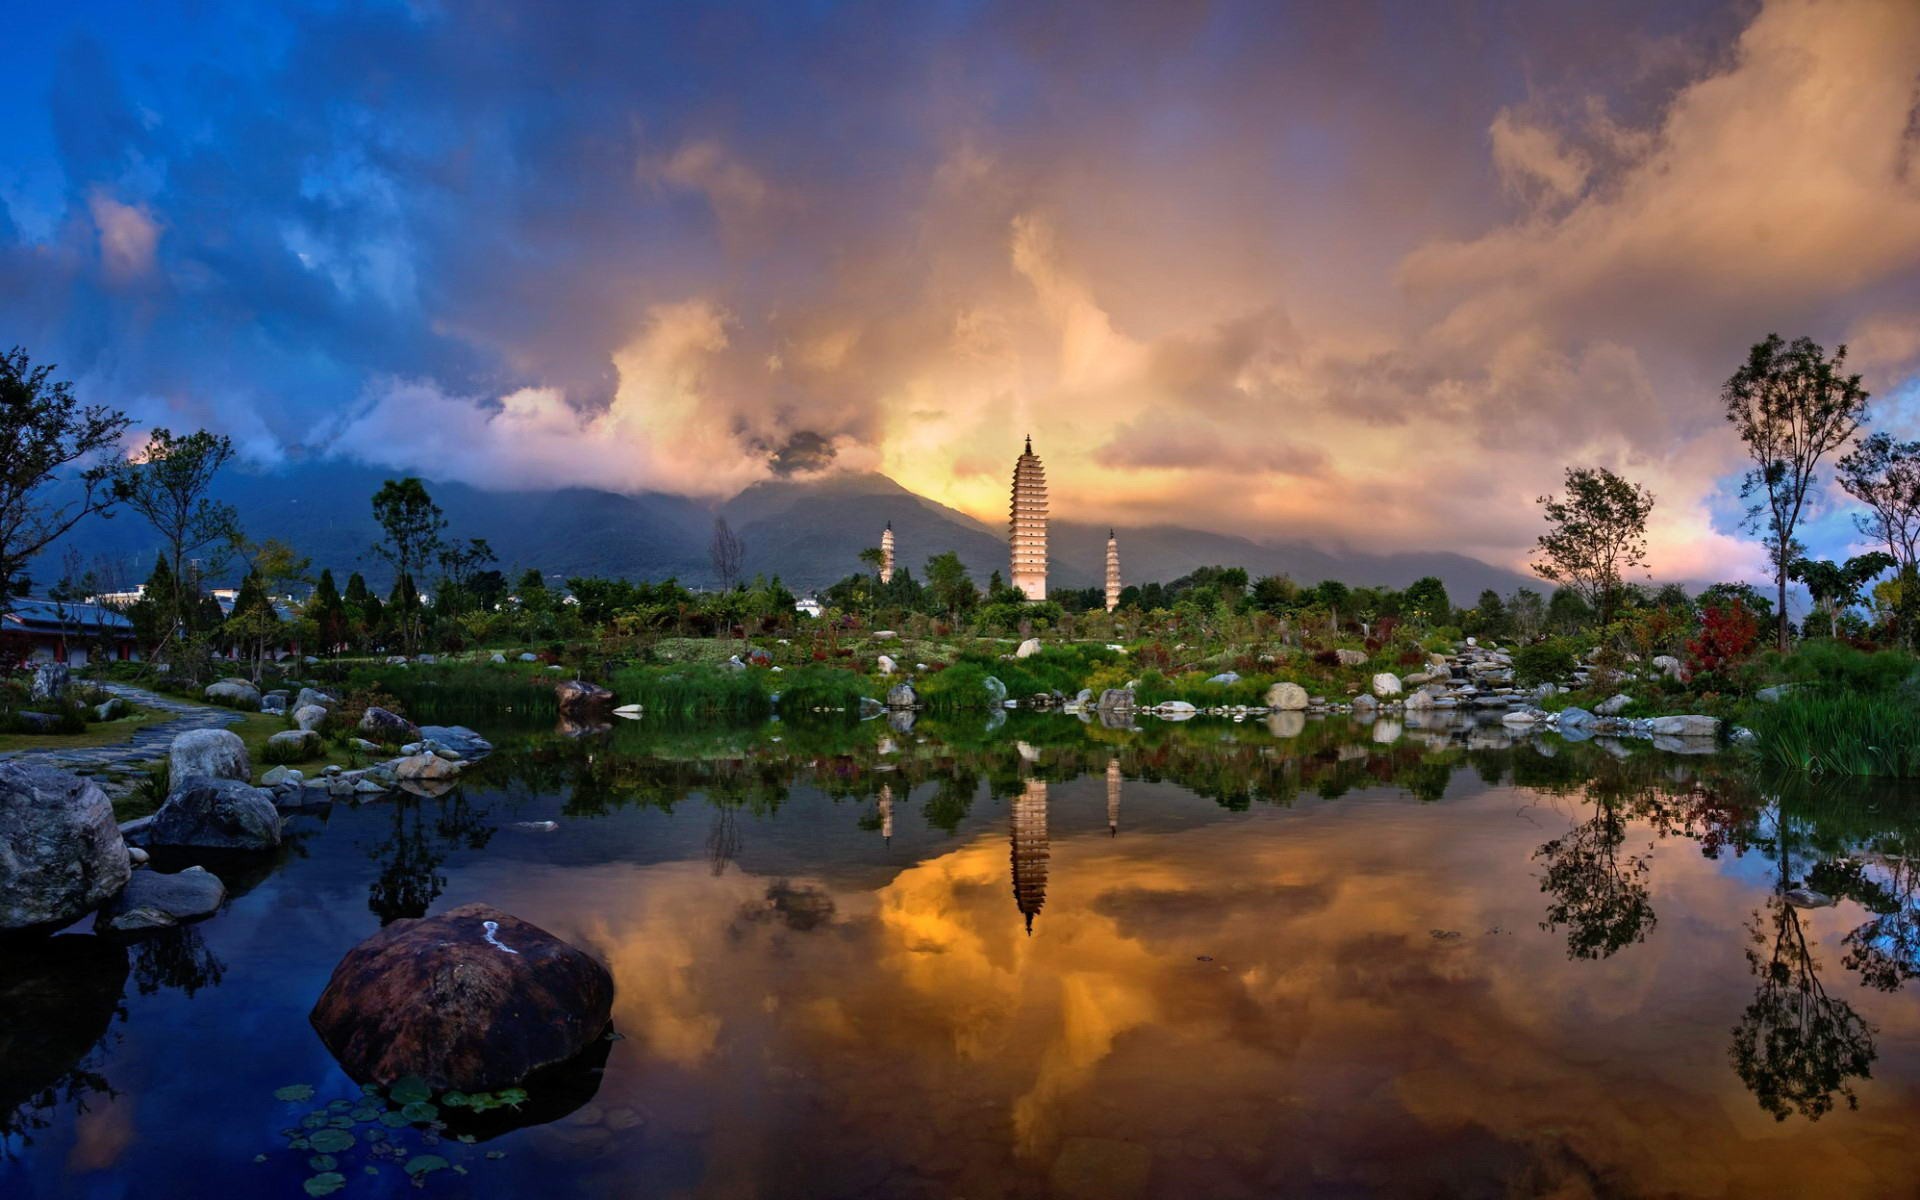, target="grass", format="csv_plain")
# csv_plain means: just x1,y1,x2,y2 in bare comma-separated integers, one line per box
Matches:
0,707,158,754
607,665,773,721
1750,689,1920,778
